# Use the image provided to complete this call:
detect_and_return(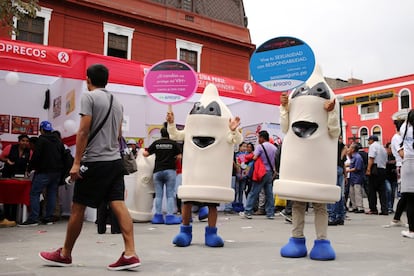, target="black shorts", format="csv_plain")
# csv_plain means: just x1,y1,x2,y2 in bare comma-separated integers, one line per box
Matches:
73,159,125,208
